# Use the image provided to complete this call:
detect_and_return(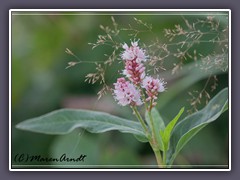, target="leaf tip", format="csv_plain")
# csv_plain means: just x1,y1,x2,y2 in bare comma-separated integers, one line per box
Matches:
15,122,25,130
181,107,185,112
